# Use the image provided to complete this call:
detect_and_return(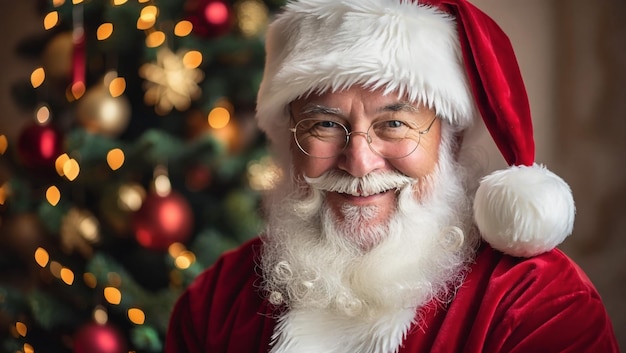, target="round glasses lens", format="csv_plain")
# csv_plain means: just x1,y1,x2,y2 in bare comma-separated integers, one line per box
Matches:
294,119,348,158
368,120,420,158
